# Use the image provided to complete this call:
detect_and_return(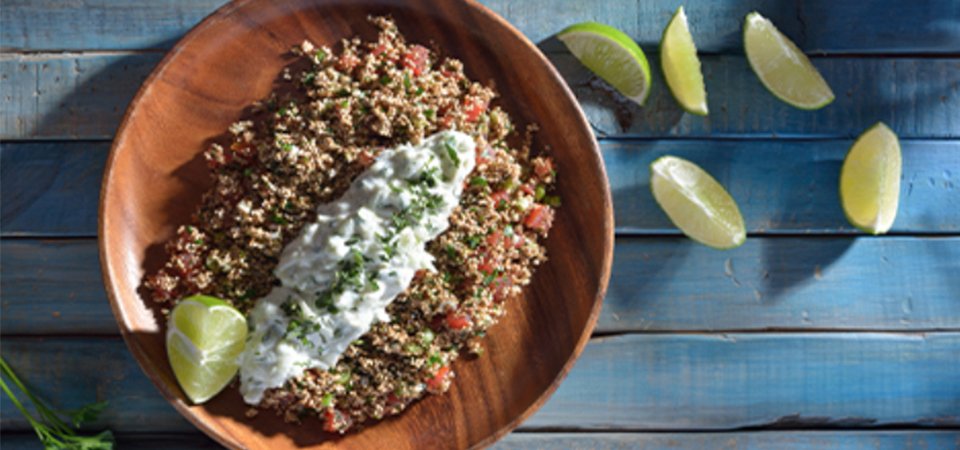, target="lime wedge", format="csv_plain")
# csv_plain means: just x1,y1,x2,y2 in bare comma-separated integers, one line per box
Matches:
840,122,902,234
650,156,746,249
558,22,652,105
167,295,248,404
743,12,834,110
660,6,708,115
